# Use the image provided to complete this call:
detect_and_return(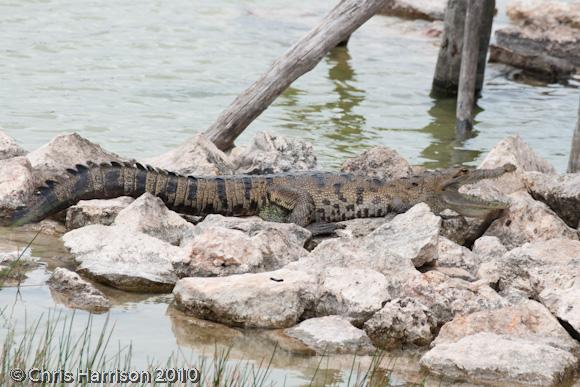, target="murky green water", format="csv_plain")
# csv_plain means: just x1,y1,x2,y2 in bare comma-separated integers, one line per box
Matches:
1,0,579,385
